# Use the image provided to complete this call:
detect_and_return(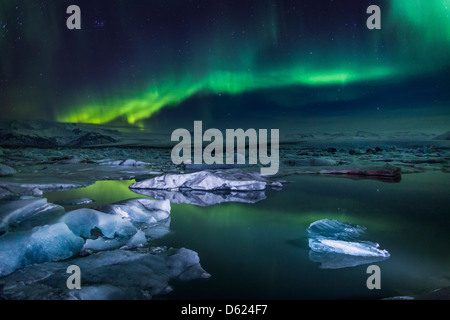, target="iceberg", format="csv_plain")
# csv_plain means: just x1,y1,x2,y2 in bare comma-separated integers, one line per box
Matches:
308,238,390,257
55,198,94,206
131,189,267,206
96,198,170,225
0,222,84,277
307,218,366,241
309,251,390,270
0,198,173,277
129,170,278,191
99,159,149,167
307,219,390,269
82,227,148,253
95,198,171,241
124,230,147,249
0,247,210,300
82,237,128,253
0,198,65,234
142,218,171,240
61,208,137,239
